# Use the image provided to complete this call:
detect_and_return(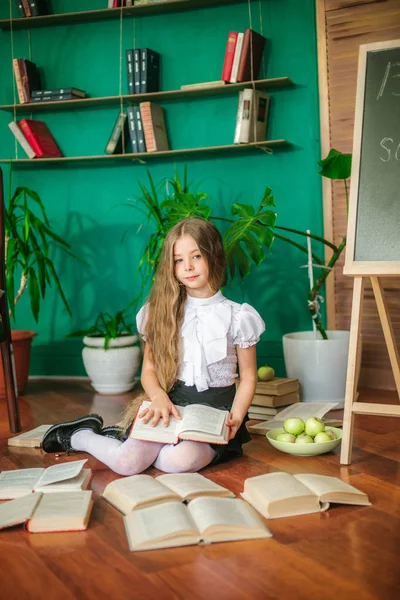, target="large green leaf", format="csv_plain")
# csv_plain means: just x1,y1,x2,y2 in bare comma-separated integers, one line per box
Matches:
28,267,40,323
318,149,352,180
